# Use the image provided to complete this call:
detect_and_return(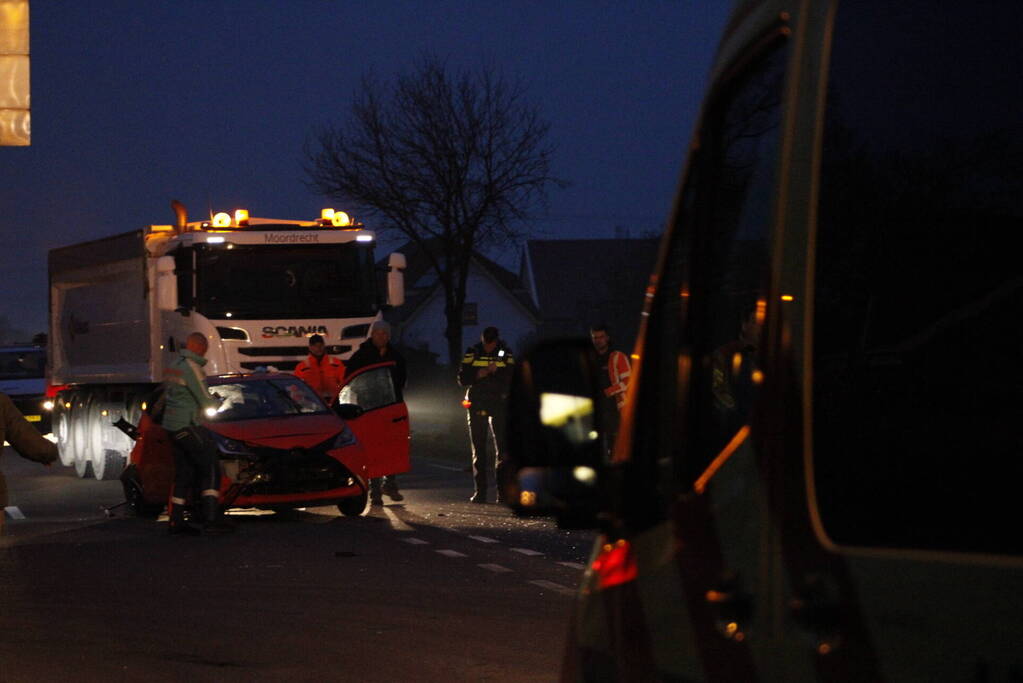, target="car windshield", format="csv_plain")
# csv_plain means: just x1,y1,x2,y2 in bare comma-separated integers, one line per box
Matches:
0,350,45,380
208,377,328,421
